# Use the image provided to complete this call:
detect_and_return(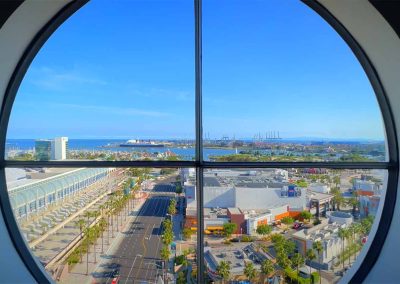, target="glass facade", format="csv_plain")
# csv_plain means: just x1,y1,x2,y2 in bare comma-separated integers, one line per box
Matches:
34,140,52,161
